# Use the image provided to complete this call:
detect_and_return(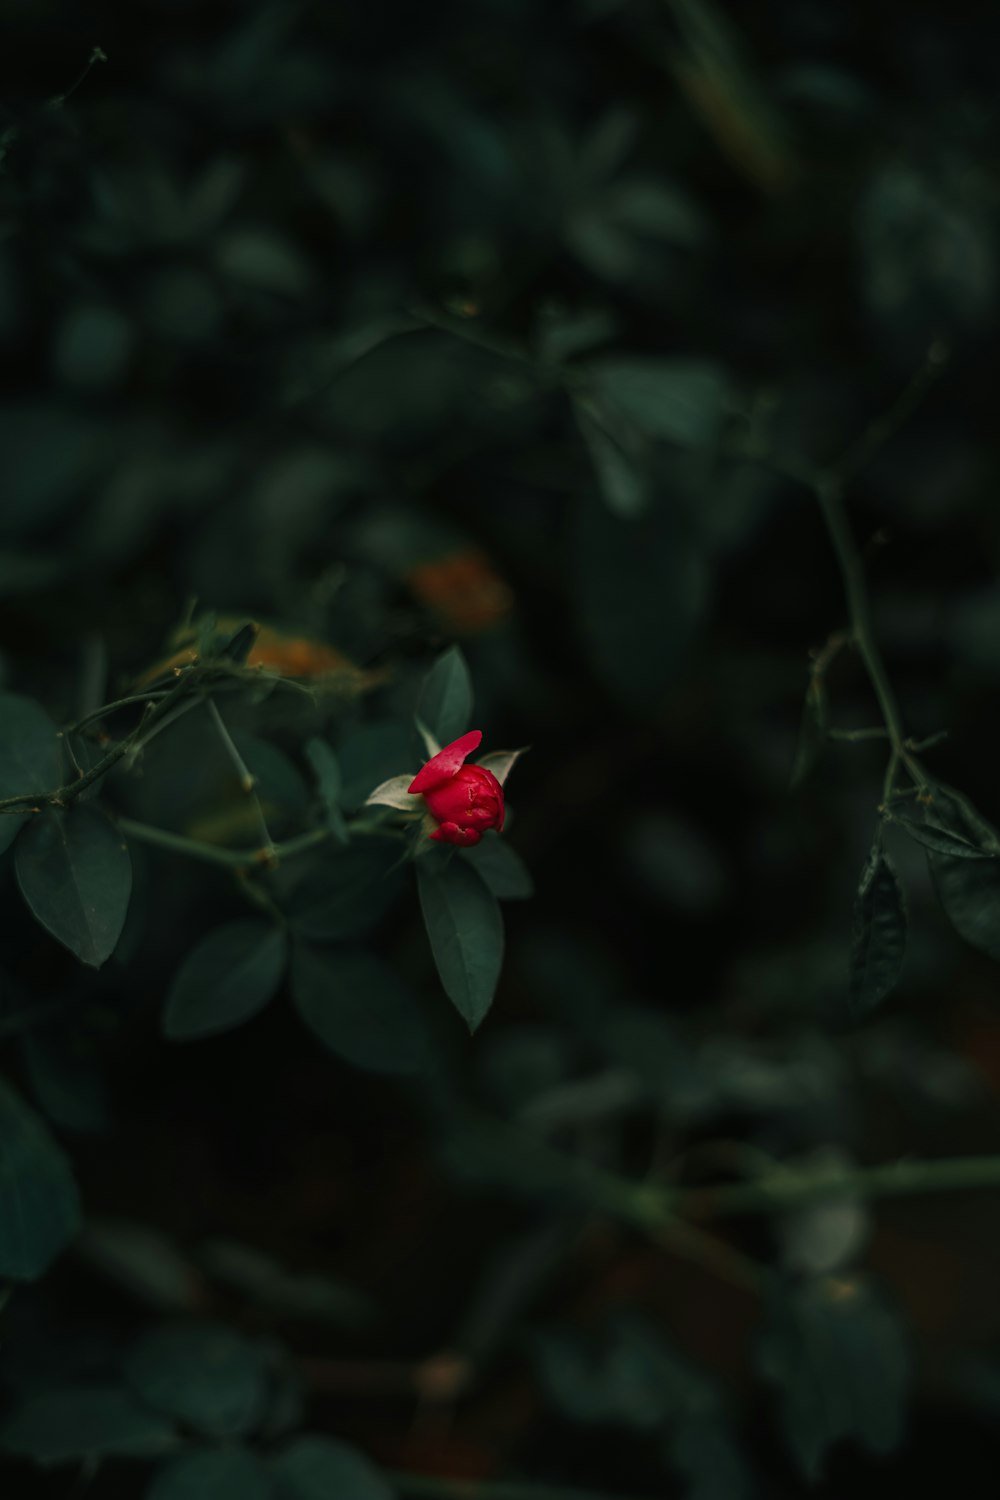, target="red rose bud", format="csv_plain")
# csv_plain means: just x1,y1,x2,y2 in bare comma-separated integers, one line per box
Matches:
408,730,505,847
